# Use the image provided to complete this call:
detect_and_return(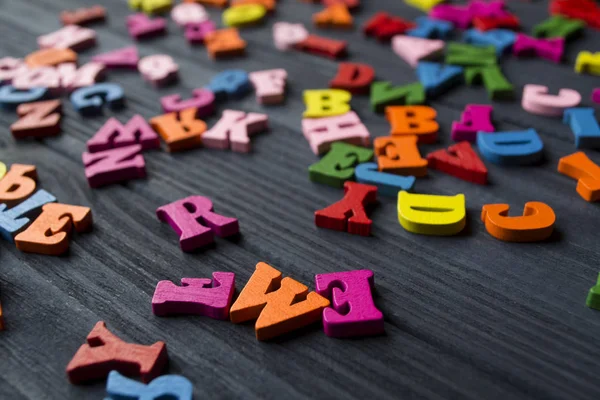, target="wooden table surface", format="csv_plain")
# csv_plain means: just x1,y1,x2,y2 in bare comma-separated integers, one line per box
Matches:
1,0,600,398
